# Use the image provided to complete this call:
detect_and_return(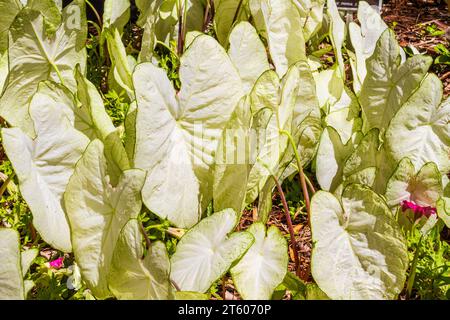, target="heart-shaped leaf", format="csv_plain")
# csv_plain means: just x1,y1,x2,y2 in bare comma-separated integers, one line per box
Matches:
231,223,288,300
170,208,254,293
311,184,408,300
